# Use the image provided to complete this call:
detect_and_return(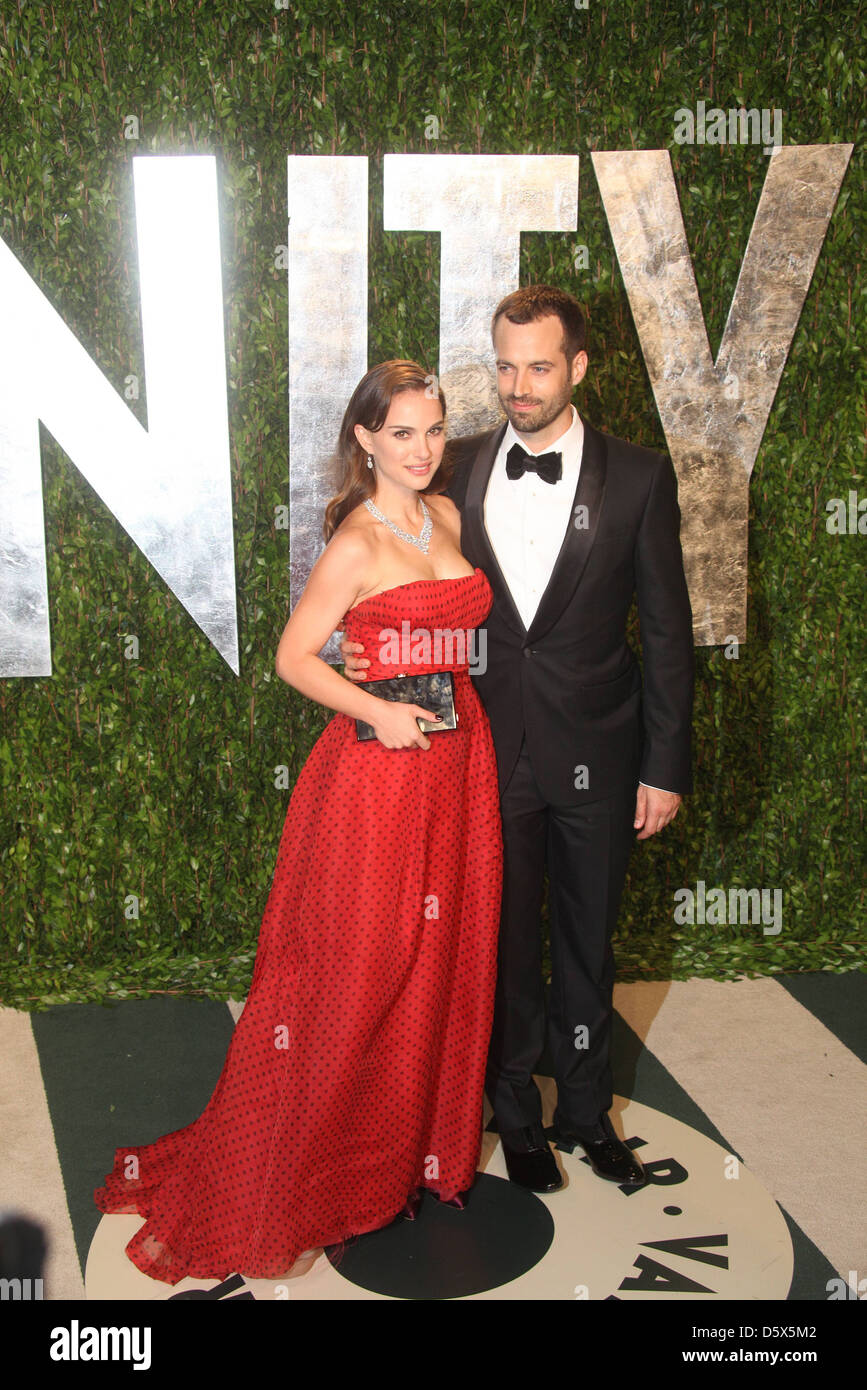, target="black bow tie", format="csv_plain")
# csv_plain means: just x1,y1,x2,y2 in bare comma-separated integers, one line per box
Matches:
506,442,562,485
